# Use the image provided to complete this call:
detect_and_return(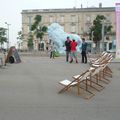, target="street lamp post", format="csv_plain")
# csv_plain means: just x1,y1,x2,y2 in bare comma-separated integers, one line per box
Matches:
5,22,11,50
